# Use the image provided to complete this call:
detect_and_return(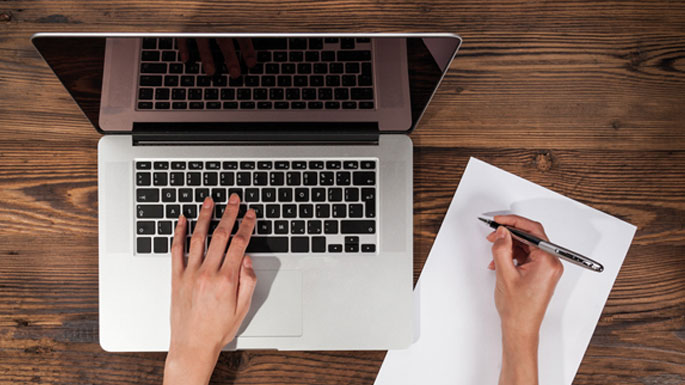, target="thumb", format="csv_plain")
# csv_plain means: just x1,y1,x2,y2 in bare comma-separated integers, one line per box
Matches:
236,255,257,318
491,226,516,278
